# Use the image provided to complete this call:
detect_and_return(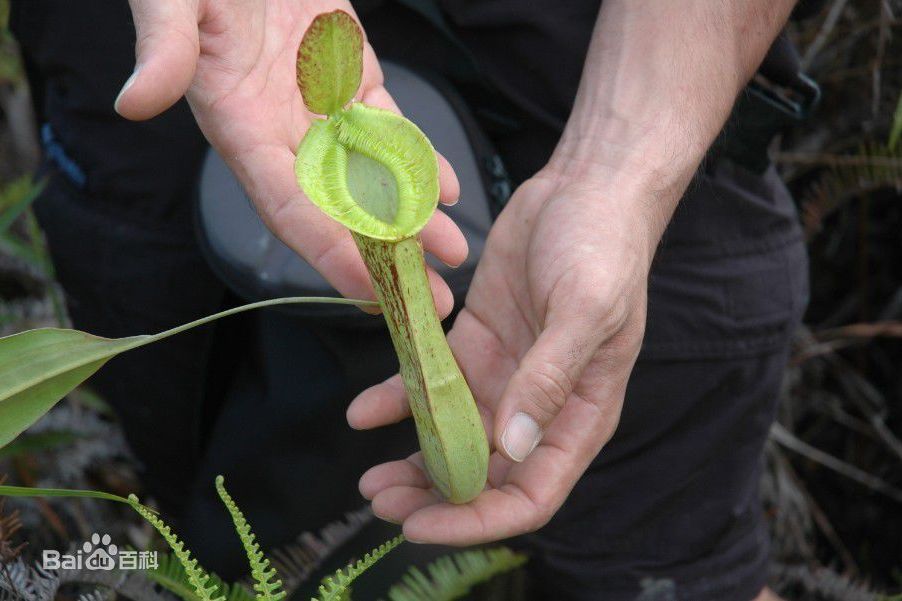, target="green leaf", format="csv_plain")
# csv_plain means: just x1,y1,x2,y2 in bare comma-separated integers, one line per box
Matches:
0,0,9,30
0,176,44,234
0,230,44,267
69,385,115,416
0,484,242,601
131,495,225,601
385,547,527,601
0,296,377,449
0,328,144,450
314,536,404,601
0,430,84,460
215,476,285,601
148,552,256,601
0,483,136,505
296,10,363,115
889,91,902,151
